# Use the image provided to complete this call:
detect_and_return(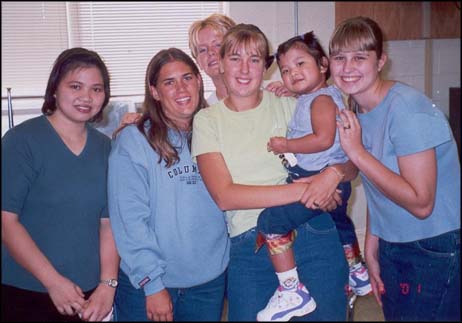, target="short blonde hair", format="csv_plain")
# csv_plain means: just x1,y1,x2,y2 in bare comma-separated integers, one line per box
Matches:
188,14,236,59
220,24,273,69
329,16,384,58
